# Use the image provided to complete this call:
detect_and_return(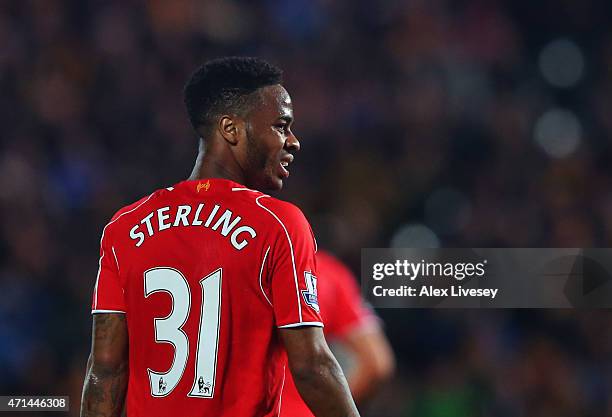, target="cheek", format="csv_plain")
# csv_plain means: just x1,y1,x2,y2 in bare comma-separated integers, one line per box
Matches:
262,144,283,176
246,130,284,174
264,134,284,157
264,155,278,174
